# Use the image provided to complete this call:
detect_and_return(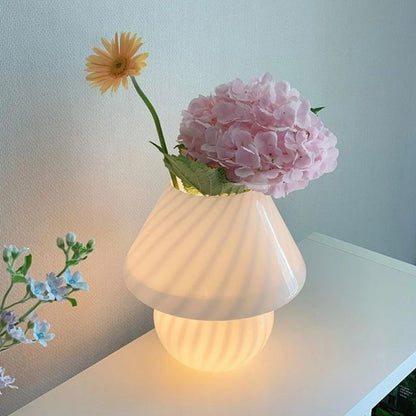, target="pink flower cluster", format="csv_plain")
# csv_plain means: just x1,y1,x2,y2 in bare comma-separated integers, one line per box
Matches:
177,73,338,198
